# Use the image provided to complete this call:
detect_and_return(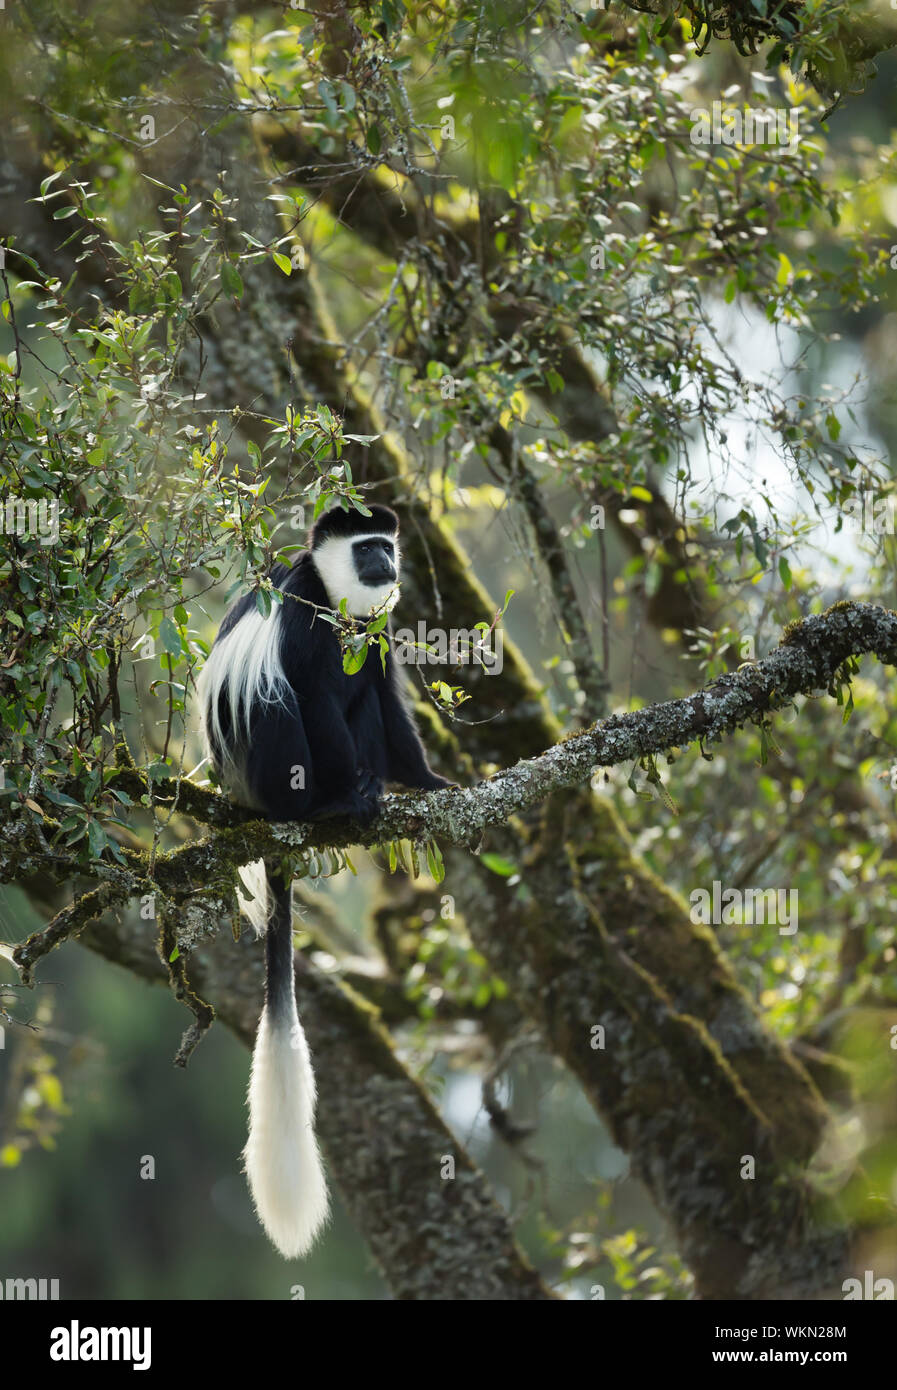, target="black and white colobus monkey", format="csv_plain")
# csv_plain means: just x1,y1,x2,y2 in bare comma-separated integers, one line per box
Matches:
197,503,450,1258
